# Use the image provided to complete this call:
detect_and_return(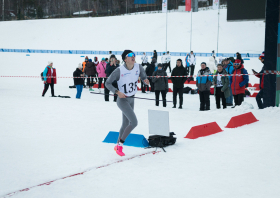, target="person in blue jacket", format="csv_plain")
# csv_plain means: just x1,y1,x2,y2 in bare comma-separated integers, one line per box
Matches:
196,62,213,111
223,58,234,106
